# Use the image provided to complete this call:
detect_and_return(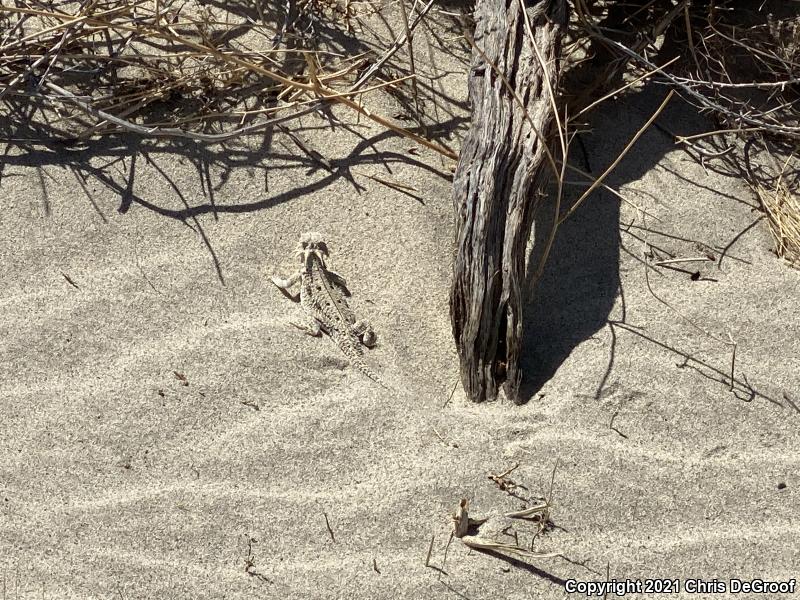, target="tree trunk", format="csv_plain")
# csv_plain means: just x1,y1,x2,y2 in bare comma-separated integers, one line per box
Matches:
450,0,566,403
